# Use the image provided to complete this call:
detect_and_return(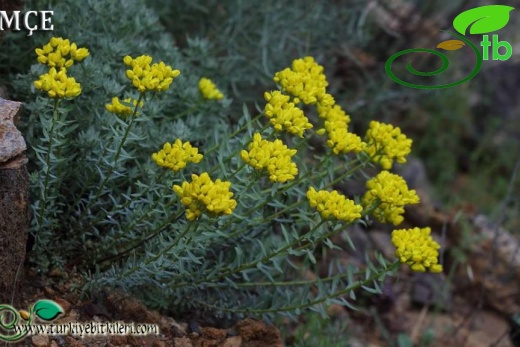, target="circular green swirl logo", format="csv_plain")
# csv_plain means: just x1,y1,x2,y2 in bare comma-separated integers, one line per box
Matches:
385,31,483,90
